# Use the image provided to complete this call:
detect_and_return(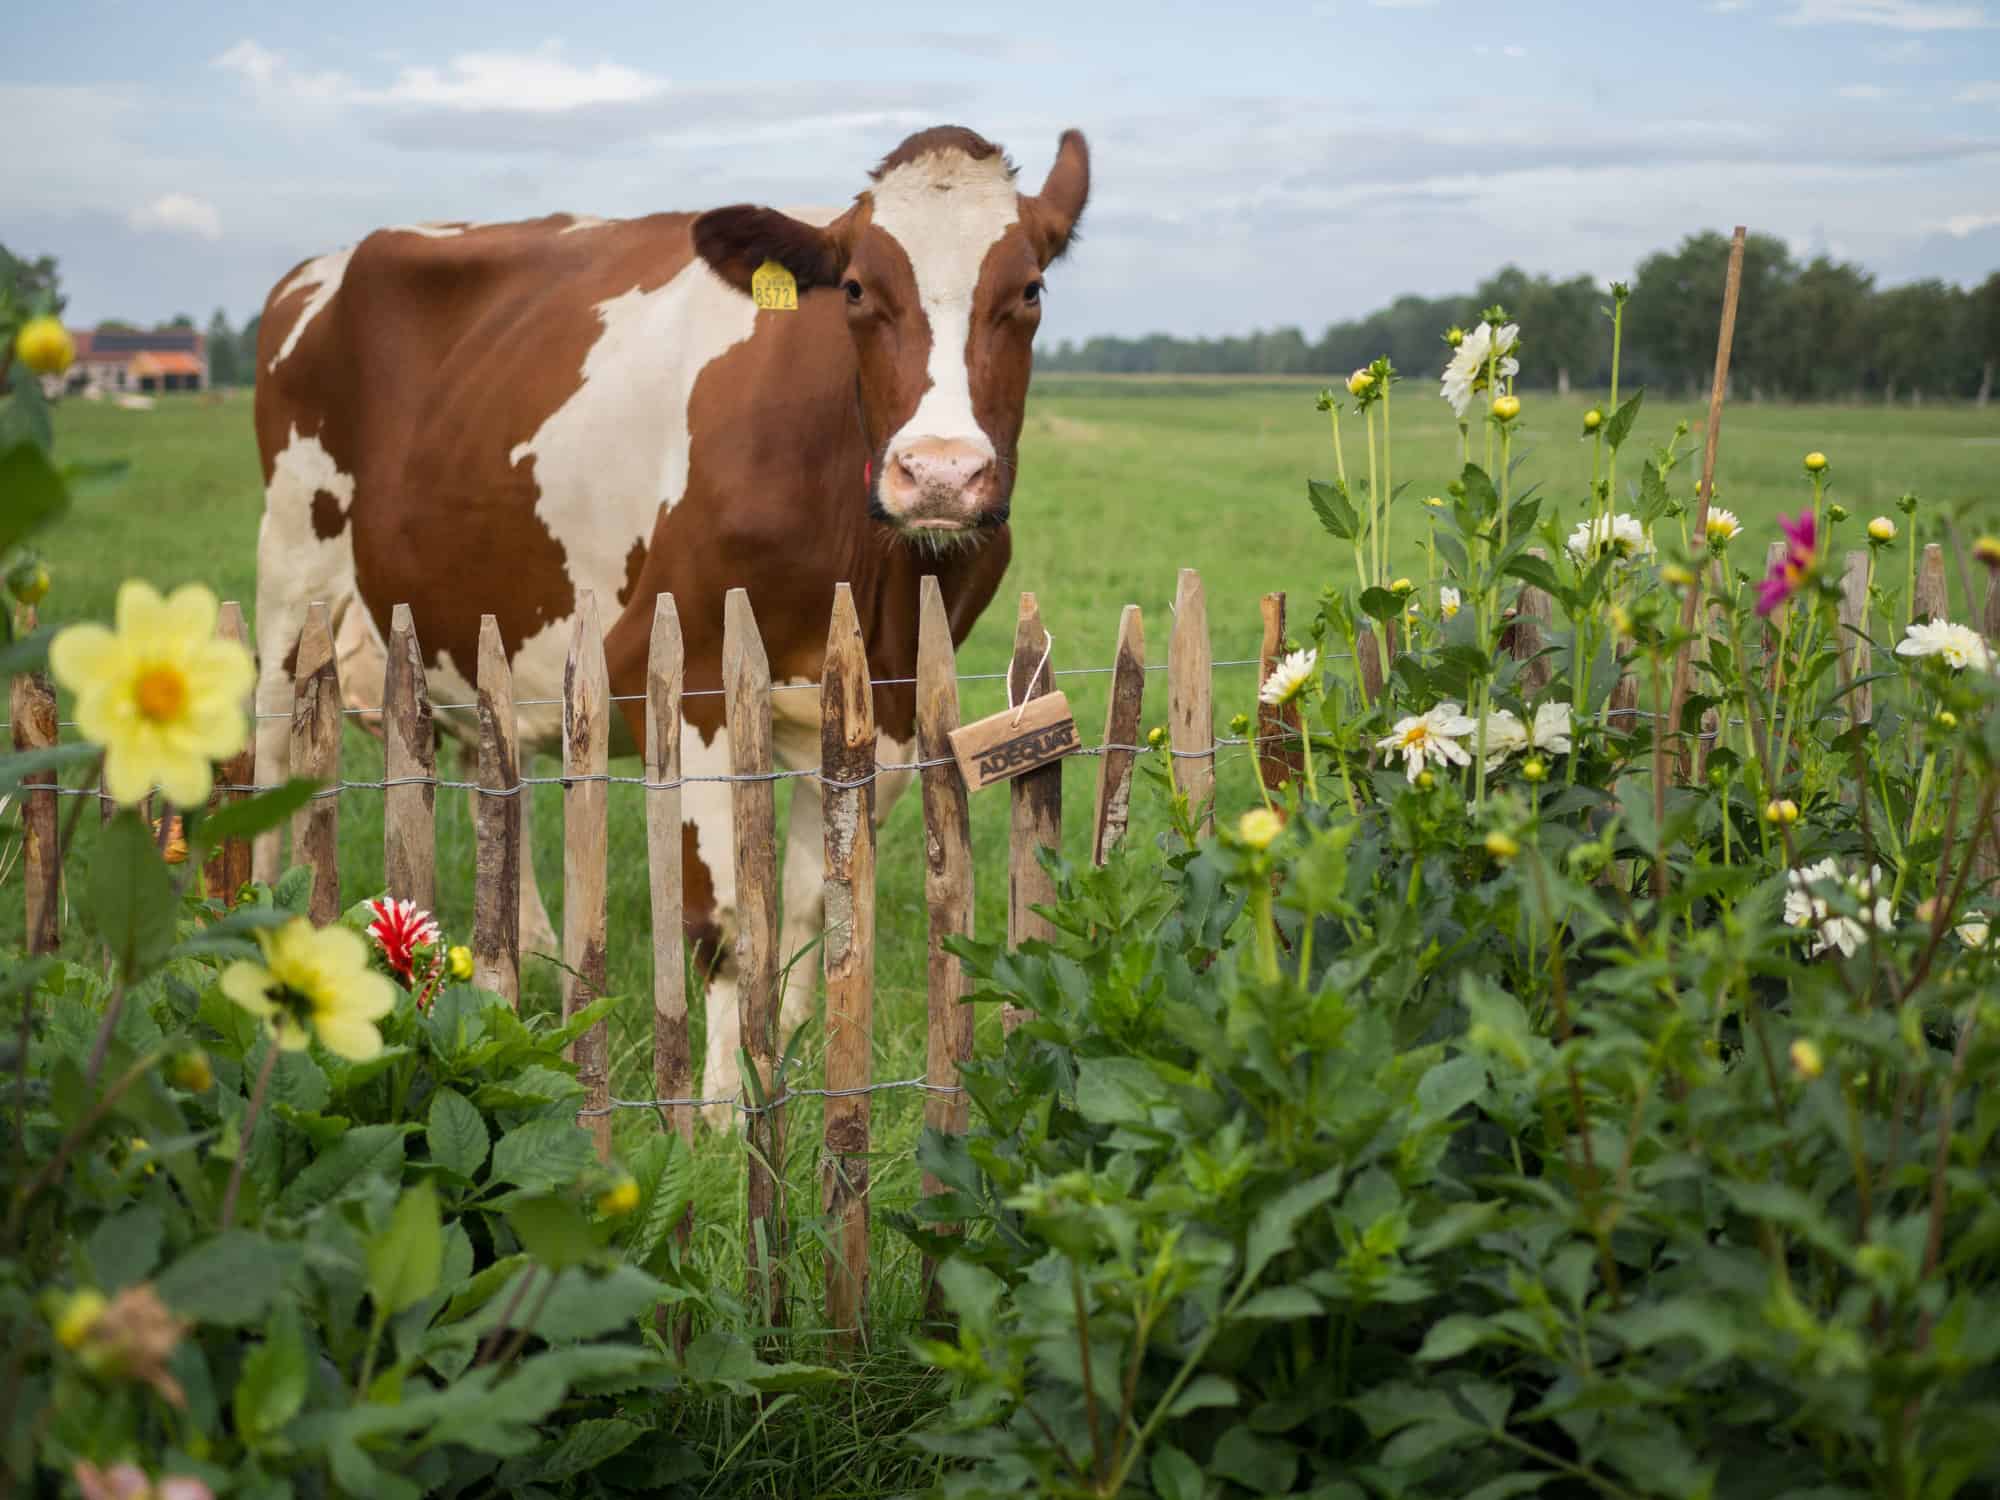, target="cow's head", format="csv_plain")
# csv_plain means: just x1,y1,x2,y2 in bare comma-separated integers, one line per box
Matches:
693,125,1089,536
